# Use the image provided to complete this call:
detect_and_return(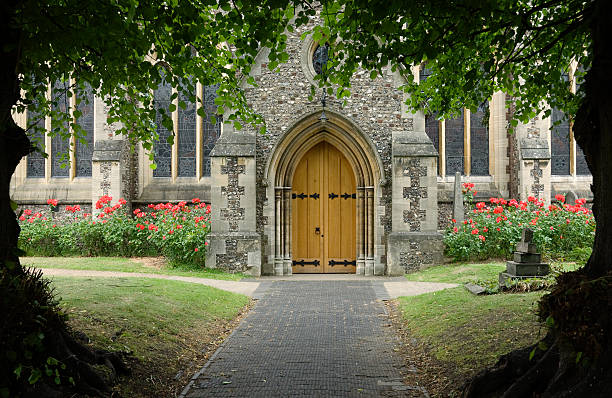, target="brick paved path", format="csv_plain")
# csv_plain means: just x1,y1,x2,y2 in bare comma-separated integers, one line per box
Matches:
181,281,428,397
